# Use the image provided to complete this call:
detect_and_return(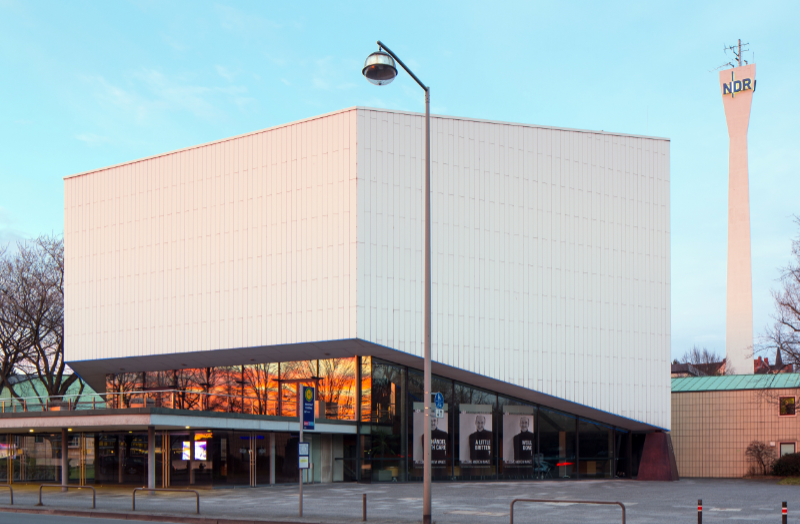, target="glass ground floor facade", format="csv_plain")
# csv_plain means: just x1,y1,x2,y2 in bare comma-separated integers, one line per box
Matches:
0,430,355,485
0,356,645,485
363,358,640,482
